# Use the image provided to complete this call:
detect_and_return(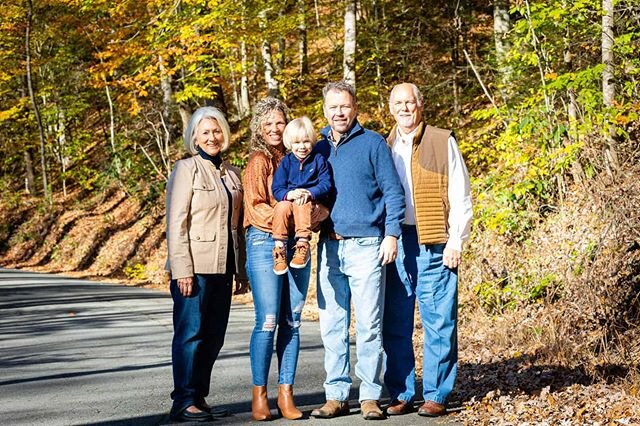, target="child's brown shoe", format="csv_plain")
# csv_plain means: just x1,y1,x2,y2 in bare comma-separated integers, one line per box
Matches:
290,240,310,269
273,245,288,275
